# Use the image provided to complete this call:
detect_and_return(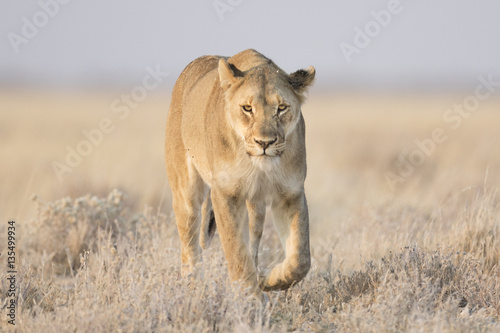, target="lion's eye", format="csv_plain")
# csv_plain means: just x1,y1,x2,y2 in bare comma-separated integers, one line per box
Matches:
242,105,253,113
277,104,288,113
